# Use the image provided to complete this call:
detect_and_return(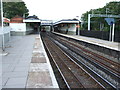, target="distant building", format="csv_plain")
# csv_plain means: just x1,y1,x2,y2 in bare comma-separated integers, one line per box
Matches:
10,15,23,23
10,15,34,36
